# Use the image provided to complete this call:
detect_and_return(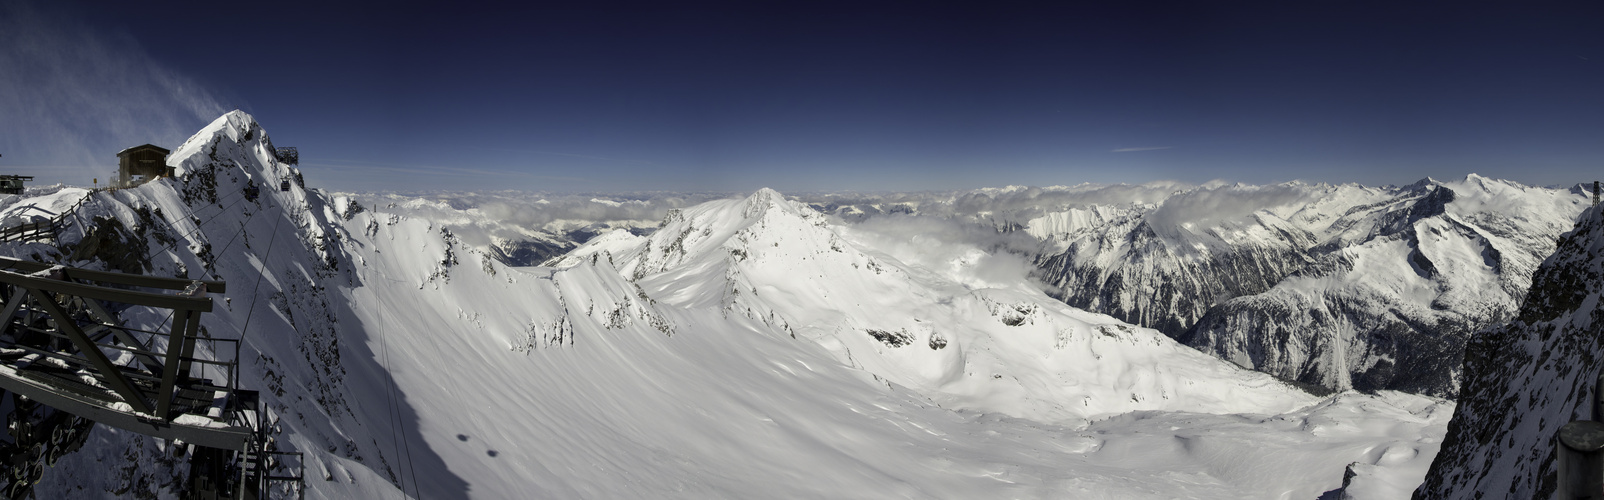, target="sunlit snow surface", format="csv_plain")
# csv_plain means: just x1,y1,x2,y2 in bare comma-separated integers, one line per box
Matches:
339,248,1451,499
8,111,1452,499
